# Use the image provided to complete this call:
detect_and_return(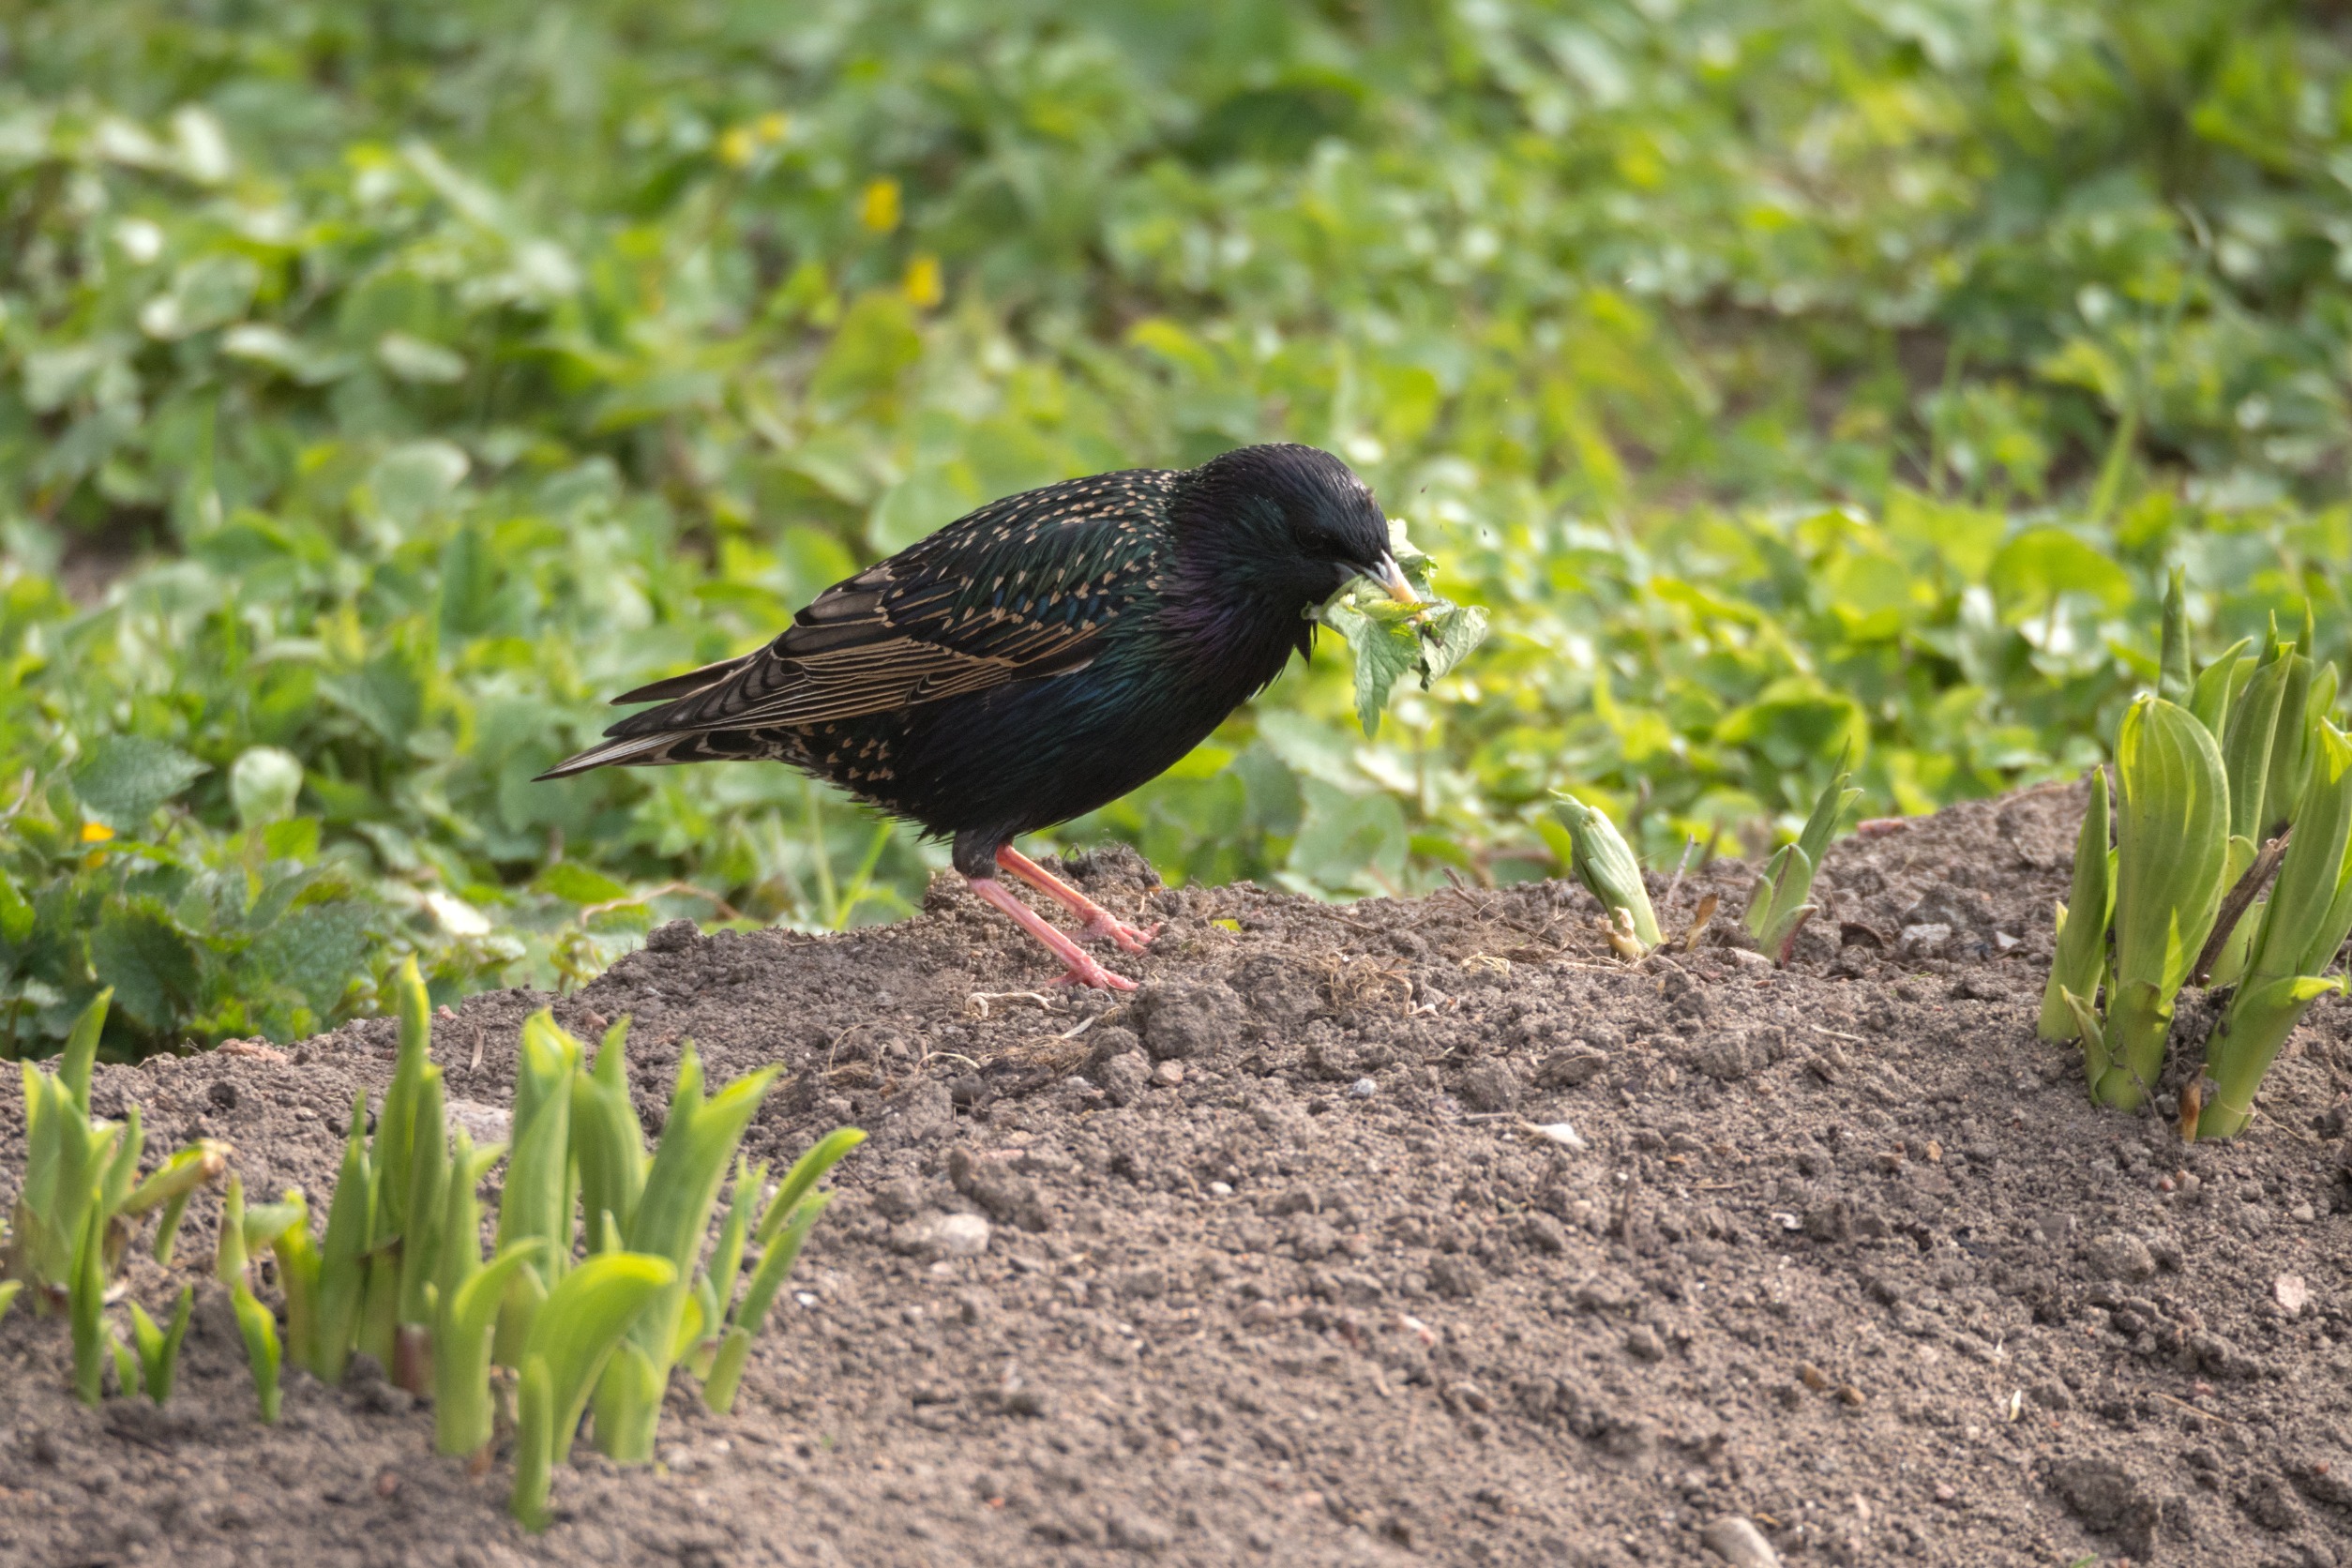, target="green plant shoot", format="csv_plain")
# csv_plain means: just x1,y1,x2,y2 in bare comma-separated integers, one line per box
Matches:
69,1200,110,1405
1548,794,1660,957
510,1252,676,1530
8,989,122,1310
2197,722,2352,1138
702,1126,865,1414
127,1285,195,1402
2039,767,2114,1042
1741,757,1861,965
491,1009,581,1364
589,1042,778,1463
218,1173,282,1423
571,1018,648,1256
2078,696,2228,1112
433,1128,540,1459
308,1089,375,1382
